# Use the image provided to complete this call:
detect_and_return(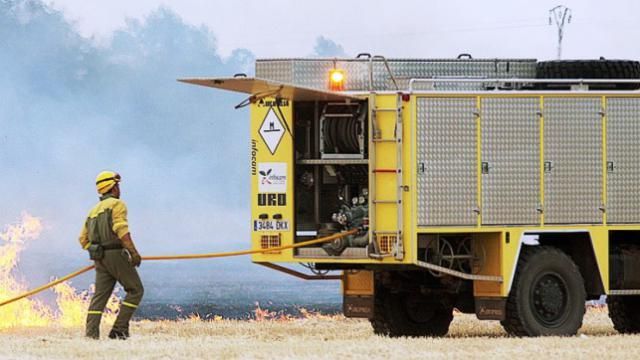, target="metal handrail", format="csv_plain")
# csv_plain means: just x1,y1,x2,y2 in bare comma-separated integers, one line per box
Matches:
409,77,640,92
364,55,400,91
372,55,399,91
